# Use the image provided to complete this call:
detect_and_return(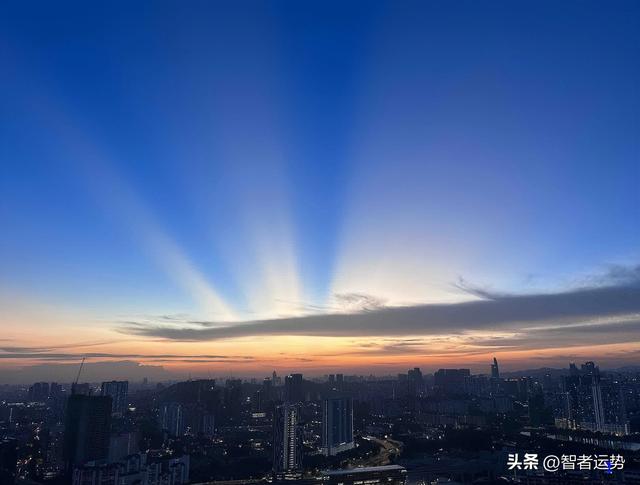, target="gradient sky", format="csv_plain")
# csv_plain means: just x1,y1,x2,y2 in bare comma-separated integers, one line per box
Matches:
1,1,639,382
